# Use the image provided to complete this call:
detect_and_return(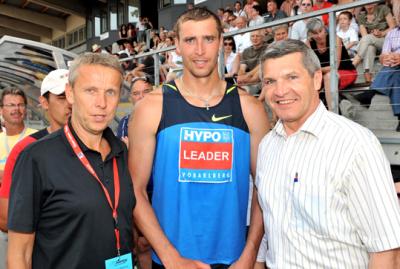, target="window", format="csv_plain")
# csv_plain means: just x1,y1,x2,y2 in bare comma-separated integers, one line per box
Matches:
127,0,140,24
110,2,118,30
